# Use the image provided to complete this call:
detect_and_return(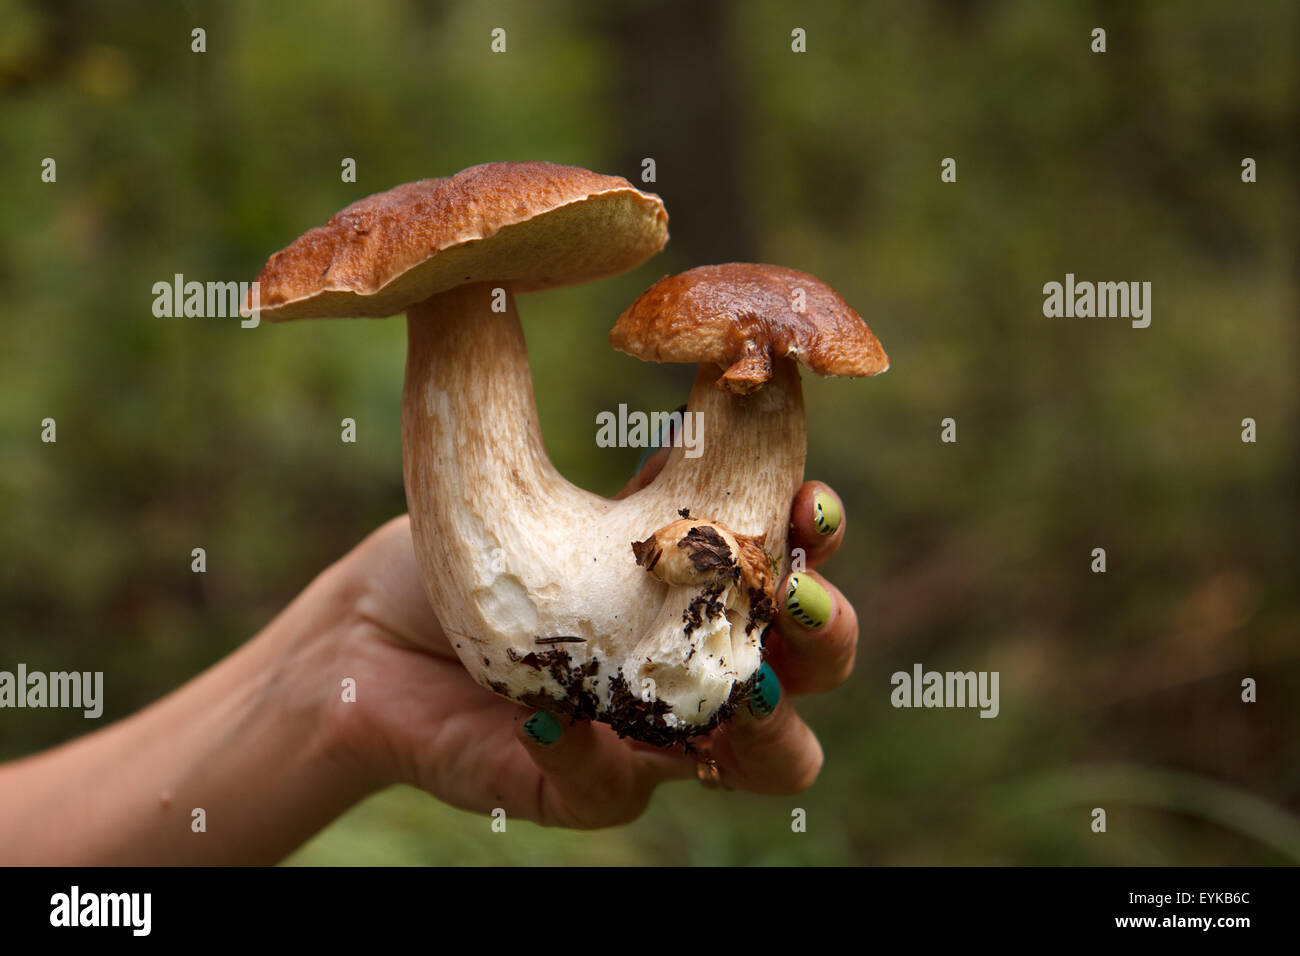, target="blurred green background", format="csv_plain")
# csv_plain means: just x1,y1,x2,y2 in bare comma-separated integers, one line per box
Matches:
2,0,1297,864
